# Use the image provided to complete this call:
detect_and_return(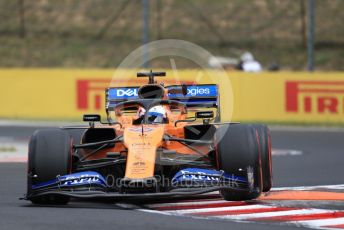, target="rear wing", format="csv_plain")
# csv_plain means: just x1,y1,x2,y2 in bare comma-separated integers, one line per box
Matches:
166,84,218,108
105,84,219,110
